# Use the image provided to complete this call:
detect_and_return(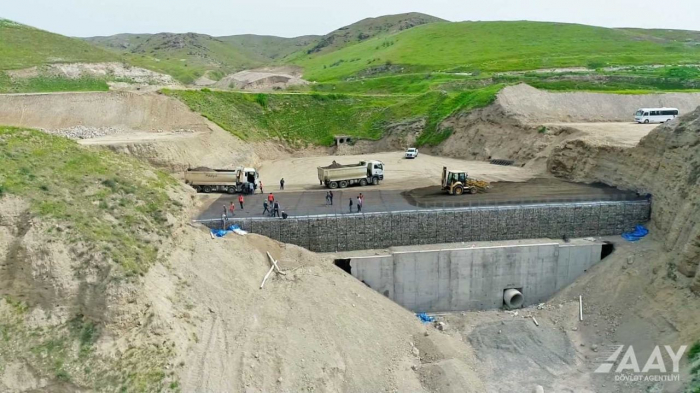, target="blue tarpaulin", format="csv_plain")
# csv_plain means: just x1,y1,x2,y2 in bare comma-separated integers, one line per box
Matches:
622,225,649,242
211,225,241,238
416,313,435,323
